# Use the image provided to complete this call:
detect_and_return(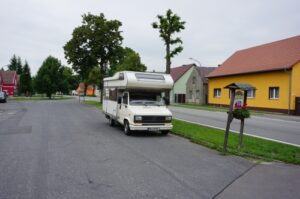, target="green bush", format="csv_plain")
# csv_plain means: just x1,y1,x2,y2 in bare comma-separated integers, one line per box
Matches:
233,108,250,119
